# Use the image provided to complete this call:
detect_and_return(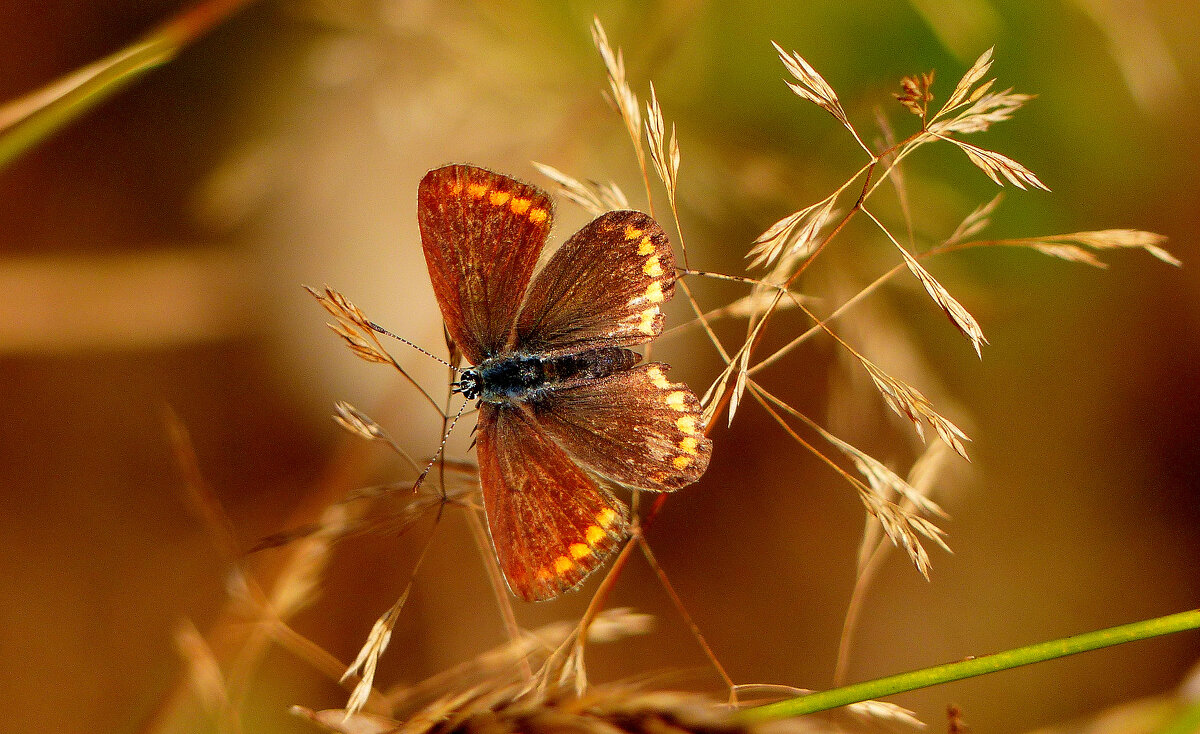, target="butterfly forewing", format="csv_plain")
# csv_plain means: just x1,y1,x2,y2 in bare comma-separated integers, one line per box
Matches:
419,165,553,364
511,210,676,355
476,402,631,601
530,363,711,492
